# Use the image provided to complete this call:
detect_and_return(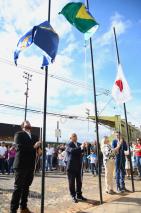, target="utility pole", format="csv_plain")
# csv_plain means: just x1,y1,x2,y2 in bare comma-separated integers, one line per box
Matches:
23,72,32,121
55,121,61,143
